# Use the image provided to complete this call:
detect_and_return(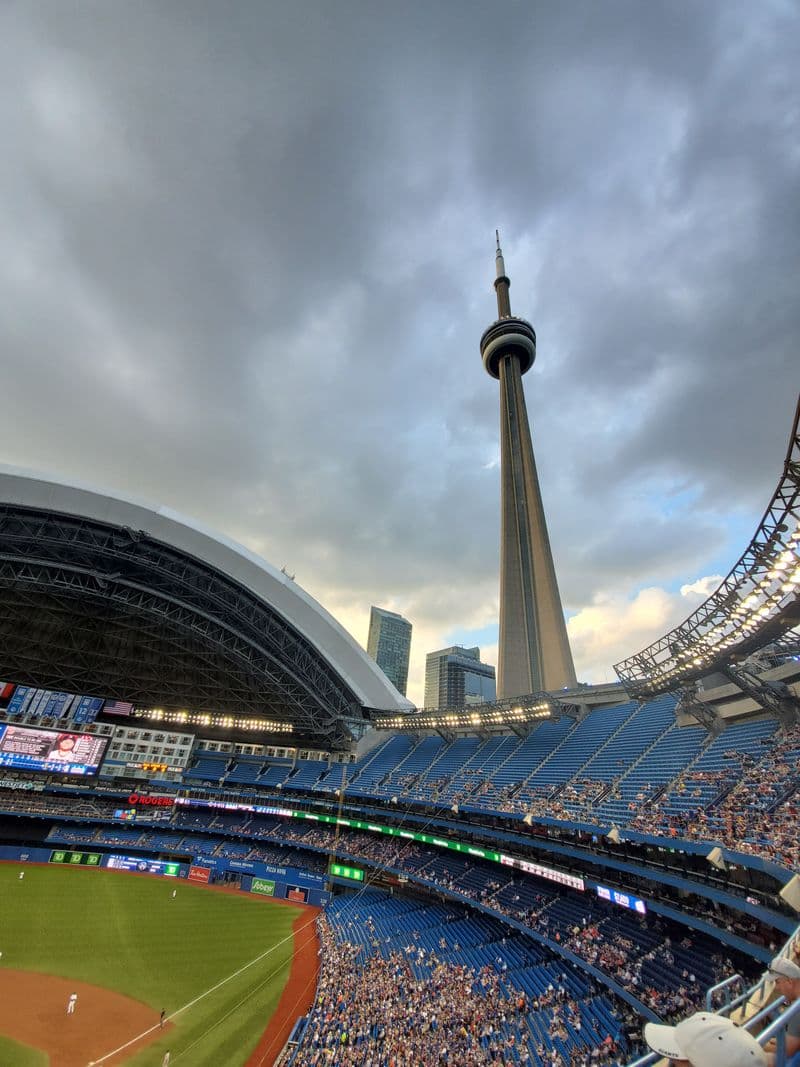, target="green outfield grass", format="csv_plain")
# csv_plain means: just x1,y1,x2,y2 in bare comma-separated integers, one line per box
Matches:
0,864,305,1066
0,1035,48,1067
